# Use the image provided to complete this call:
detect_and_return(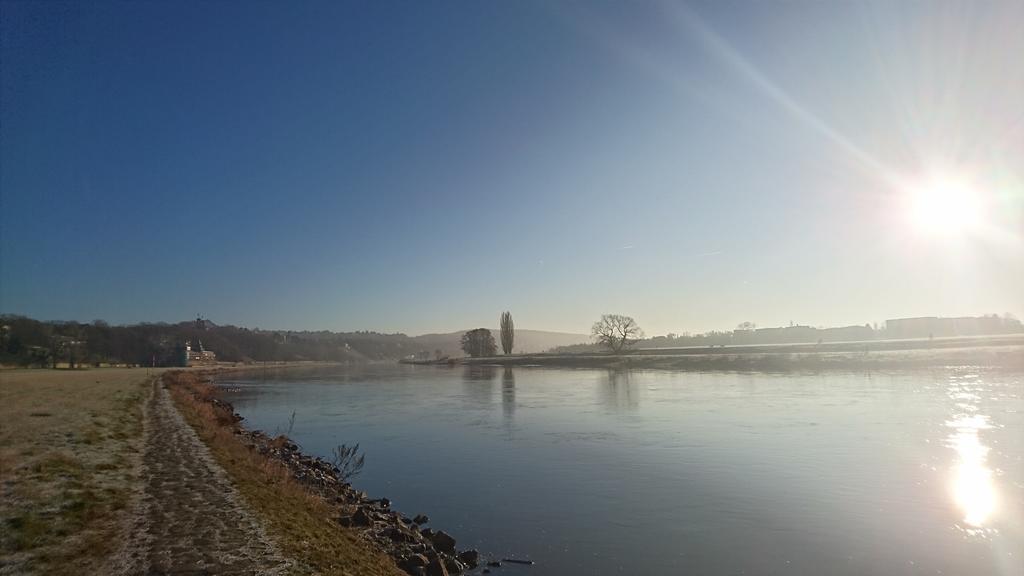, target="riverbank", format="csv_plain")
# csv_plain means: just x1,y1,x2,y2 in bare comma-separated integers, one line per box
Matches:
110,374,294,574
0,364,440,575
463,336,1024,371
170,370,484,575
